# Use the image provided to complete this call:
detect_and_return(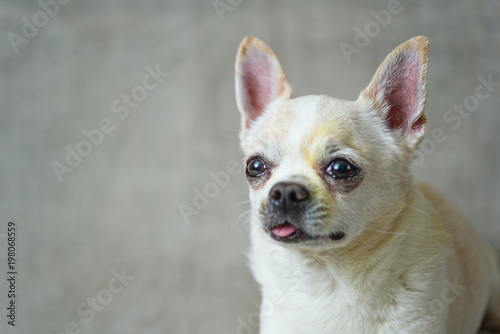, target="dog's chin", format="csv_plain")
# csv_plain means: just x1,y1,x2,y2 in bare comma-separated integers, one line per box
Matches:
264,221,345,246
